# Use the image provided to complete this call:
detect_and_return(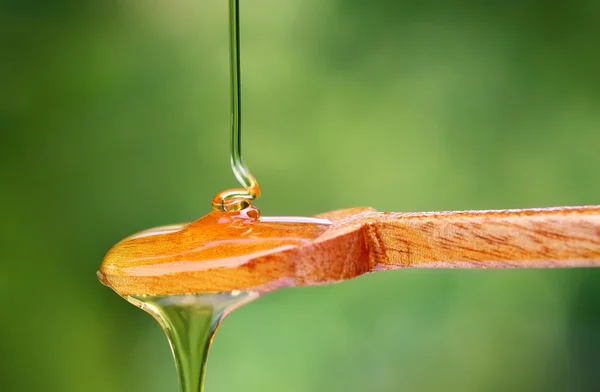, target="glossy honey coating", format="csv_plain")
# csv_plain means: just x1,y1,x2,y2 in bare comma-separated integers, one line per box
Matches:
98,205,331,295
